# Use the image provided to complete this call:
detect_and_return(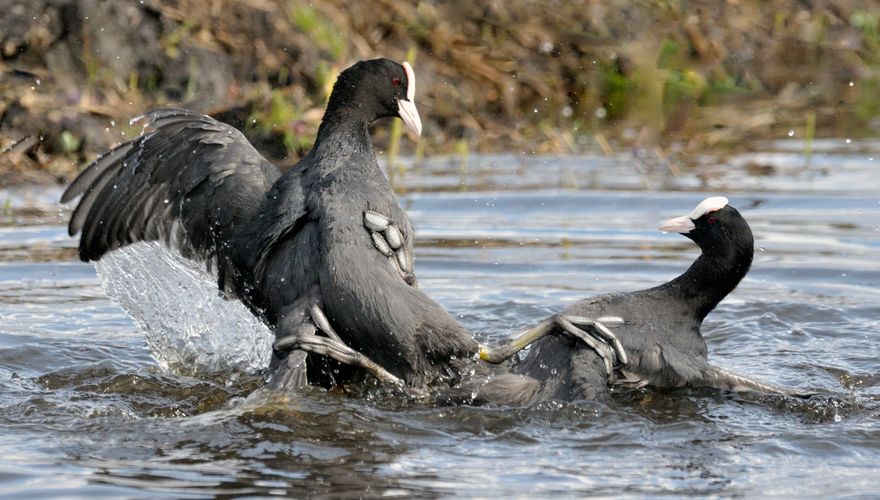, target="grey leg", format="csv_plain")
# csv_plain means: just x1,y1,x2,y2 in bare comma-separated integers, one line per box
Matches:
285,334,403,386
273,300,403,387
479,318,555,364
699,365,814,398
273,322,317,351
480,315,627,378
364,210,417,287
560,315,628,365
556,317,616,377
